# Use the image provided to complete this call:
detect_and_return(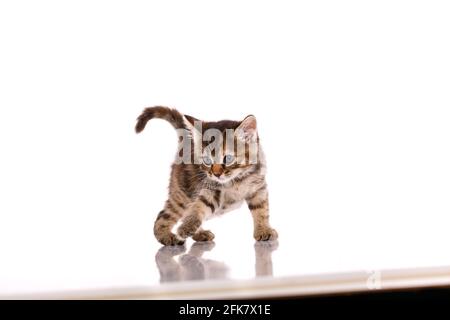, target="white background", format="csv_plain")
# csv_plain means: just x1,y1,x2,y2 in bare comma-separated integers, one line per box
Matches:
0,1,450,295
